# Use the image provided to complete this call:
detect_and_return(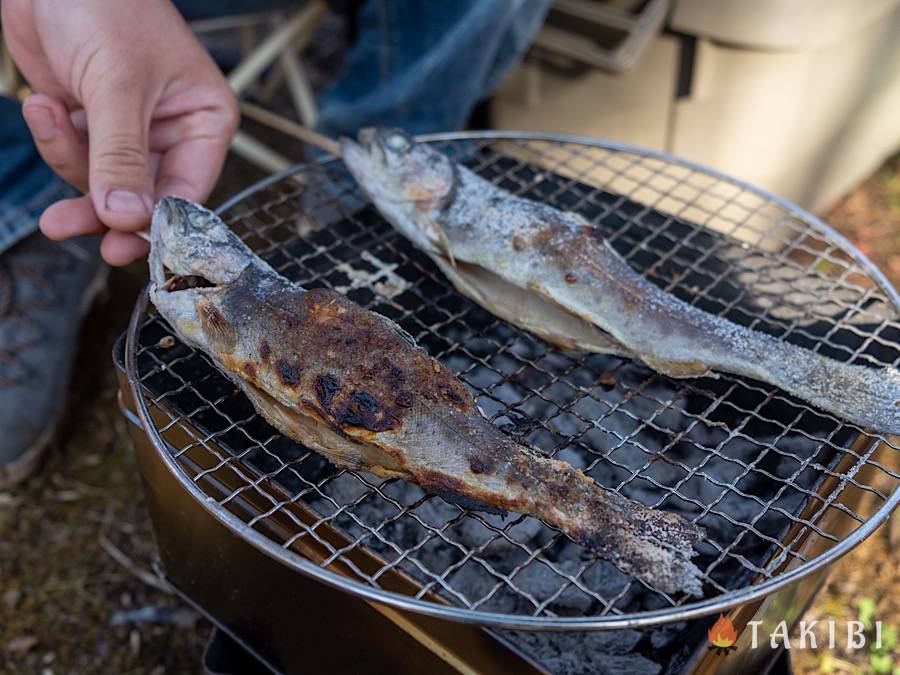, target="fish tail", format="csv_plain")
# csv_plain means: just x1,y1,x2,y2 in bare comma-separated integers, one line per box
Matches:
569,488,705,597
435,416,708,596
736,335,900,434
624,273,900,434
517,446,707,596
